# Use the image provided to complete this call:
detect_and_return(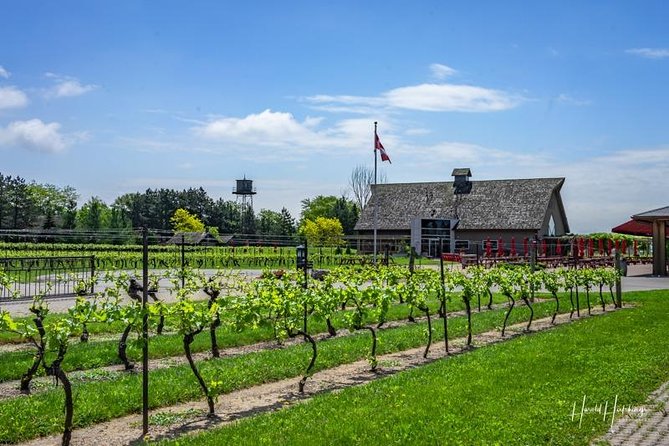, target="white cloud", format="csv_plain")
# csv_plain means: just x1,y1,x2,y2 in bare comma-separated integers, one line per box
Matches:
0,119,73,153
626,48,669,59
0,66,10,79
303,94,385,114
429,63,457,80
395,141,548,172
45,73,98,98
197,109,314,146
384,83,521,112
305,82,522,113
0,86,29,109
555,94,591,106
404,128,431,136
194,109,373,160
